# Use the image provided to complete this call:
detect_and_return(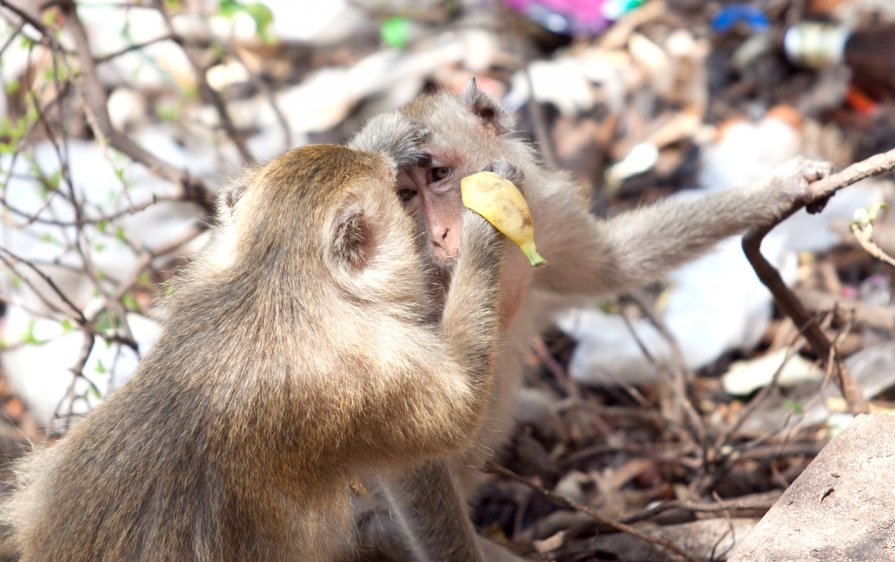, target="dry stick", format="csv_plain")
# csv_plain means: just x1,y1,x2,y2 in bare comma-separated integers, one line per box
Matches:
743,148,895,414
485,462,699,562
624,293,707,446
621,491,782,525
22,0,217,216
152,0,254,164
851,221,895,268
